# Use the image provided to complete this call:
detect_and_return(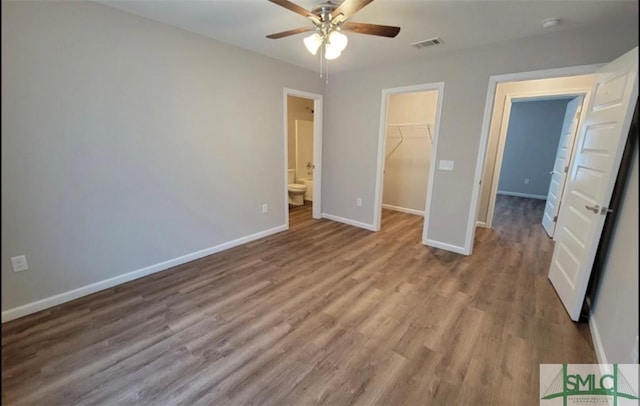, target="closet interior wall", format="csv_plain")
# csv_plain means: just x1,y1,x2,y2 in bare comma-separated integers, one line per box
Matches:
383,91,439,214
